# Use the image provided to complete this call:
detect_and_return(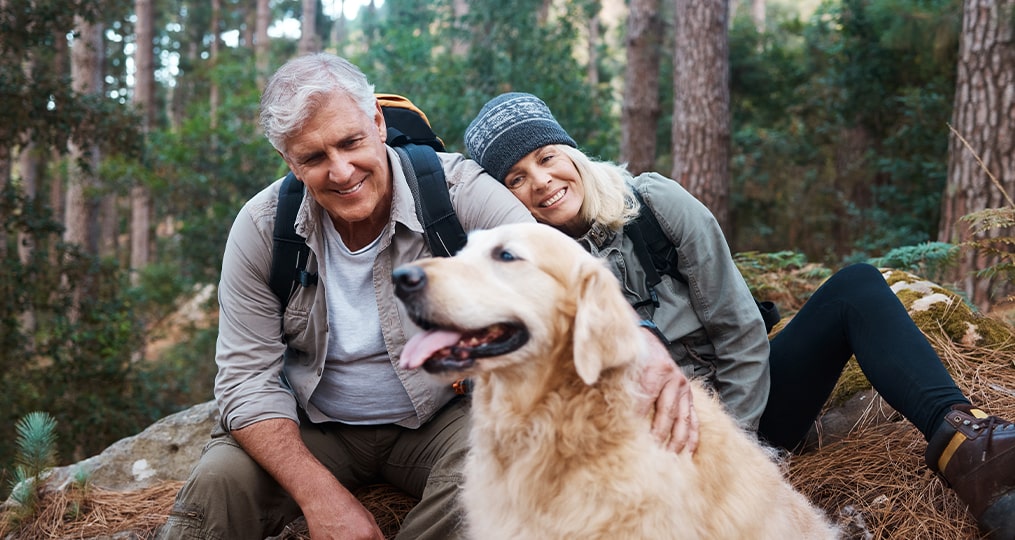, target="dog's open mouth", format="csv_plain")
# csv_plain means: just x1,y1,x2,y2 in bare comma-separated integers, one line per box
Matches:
400,322,529,373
